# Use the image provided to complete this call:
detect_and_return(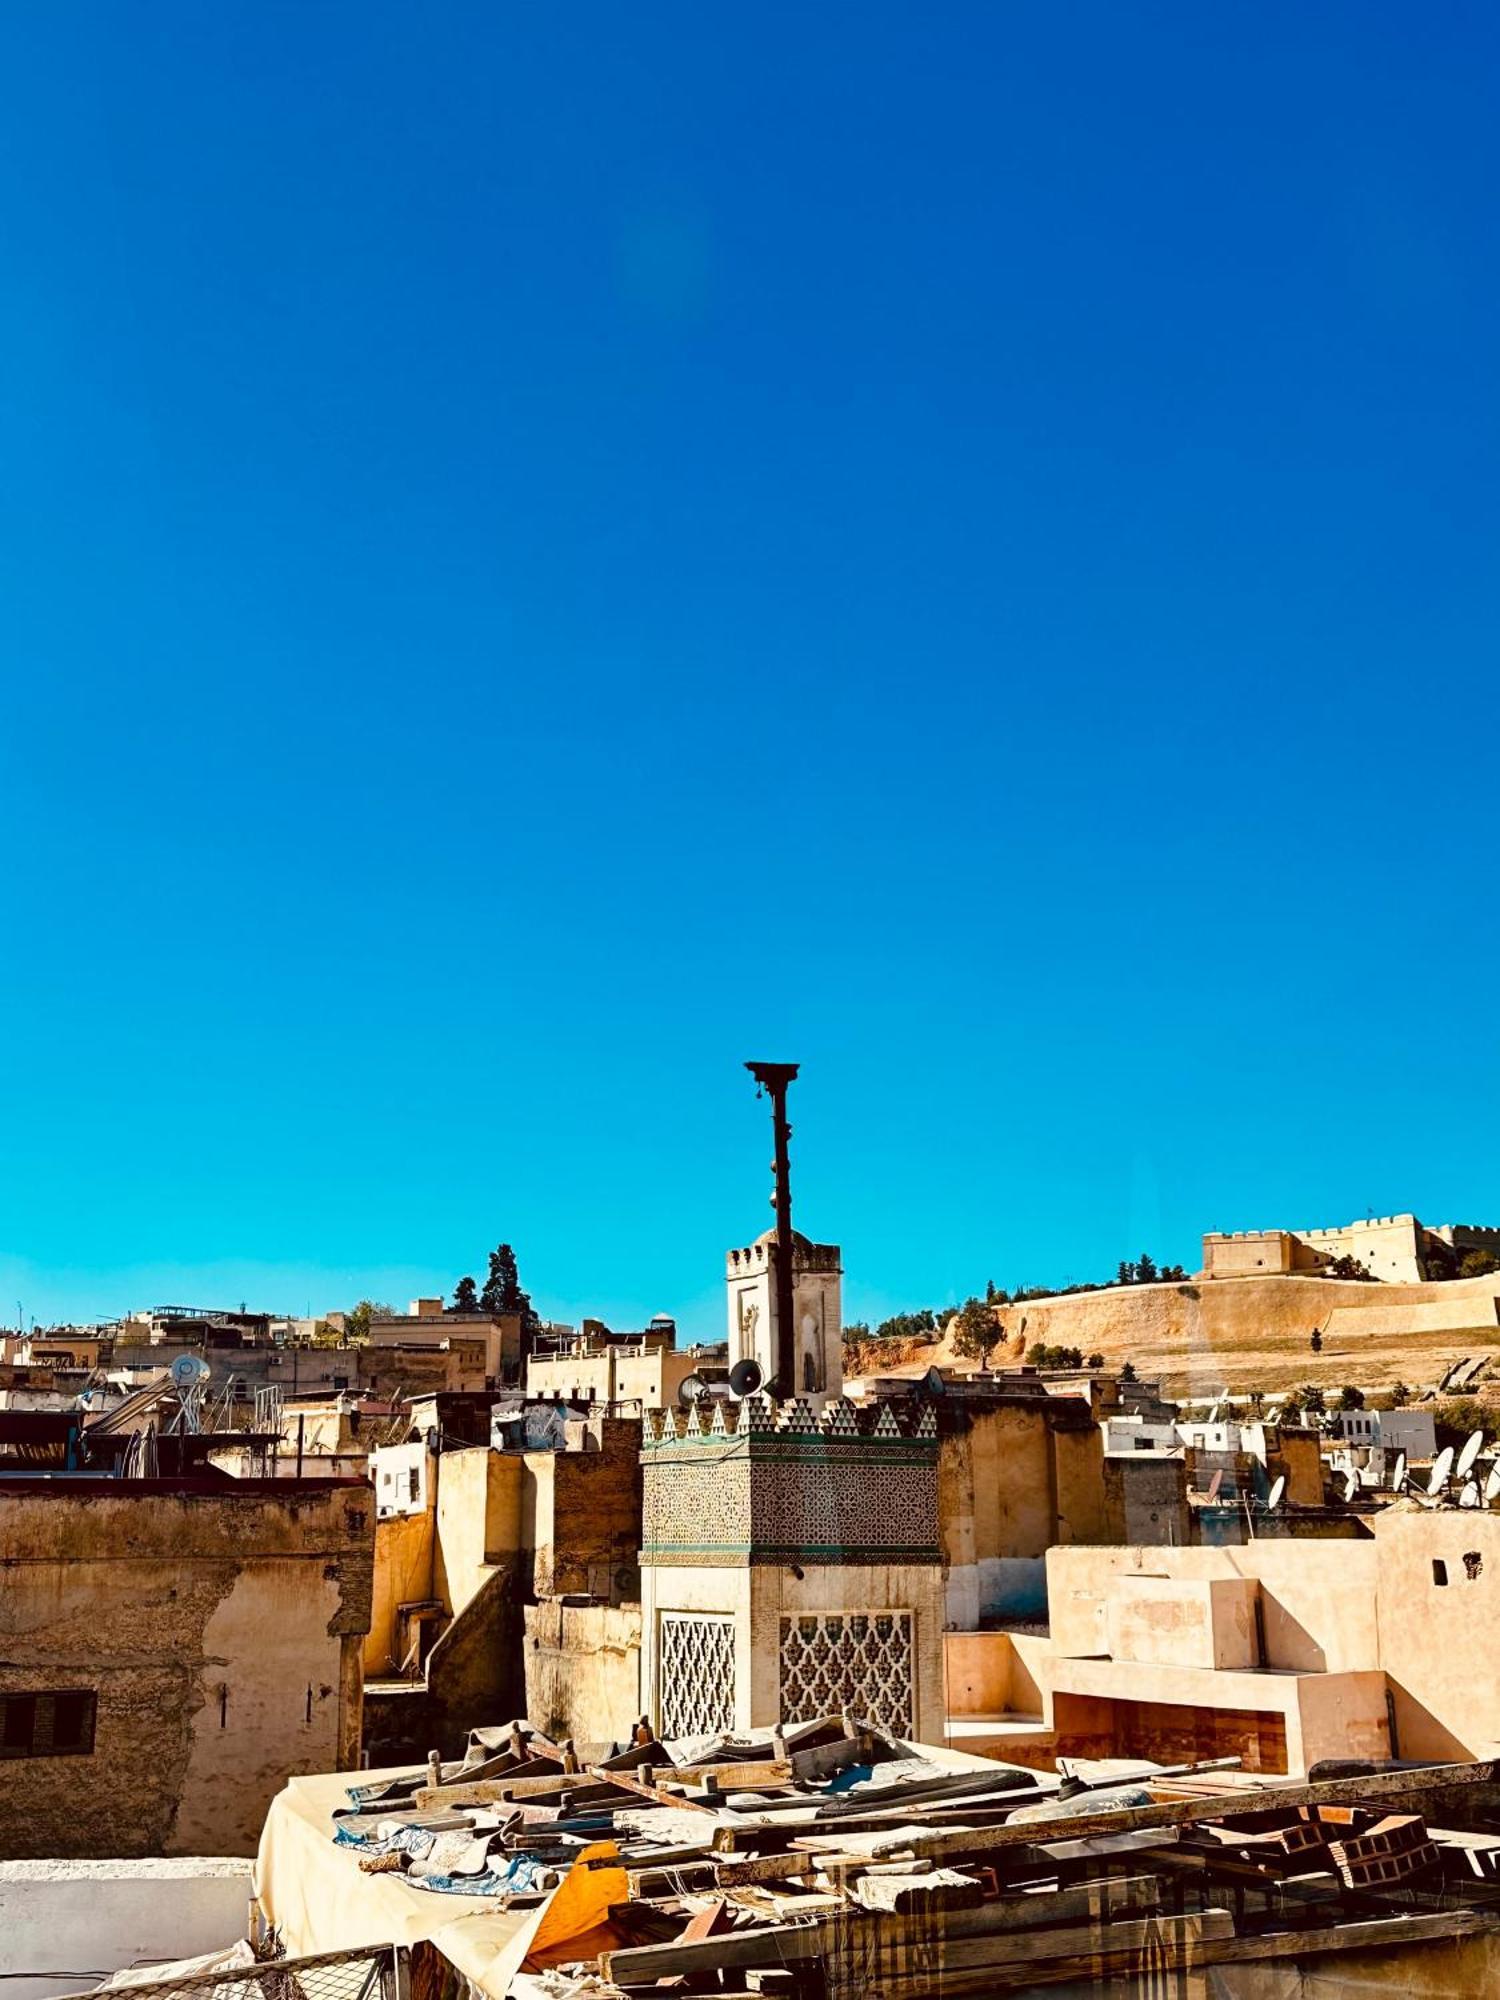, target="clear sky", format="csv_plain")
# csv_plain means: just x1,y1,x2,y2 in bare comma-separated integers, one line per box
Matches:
3,3,1498,1337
